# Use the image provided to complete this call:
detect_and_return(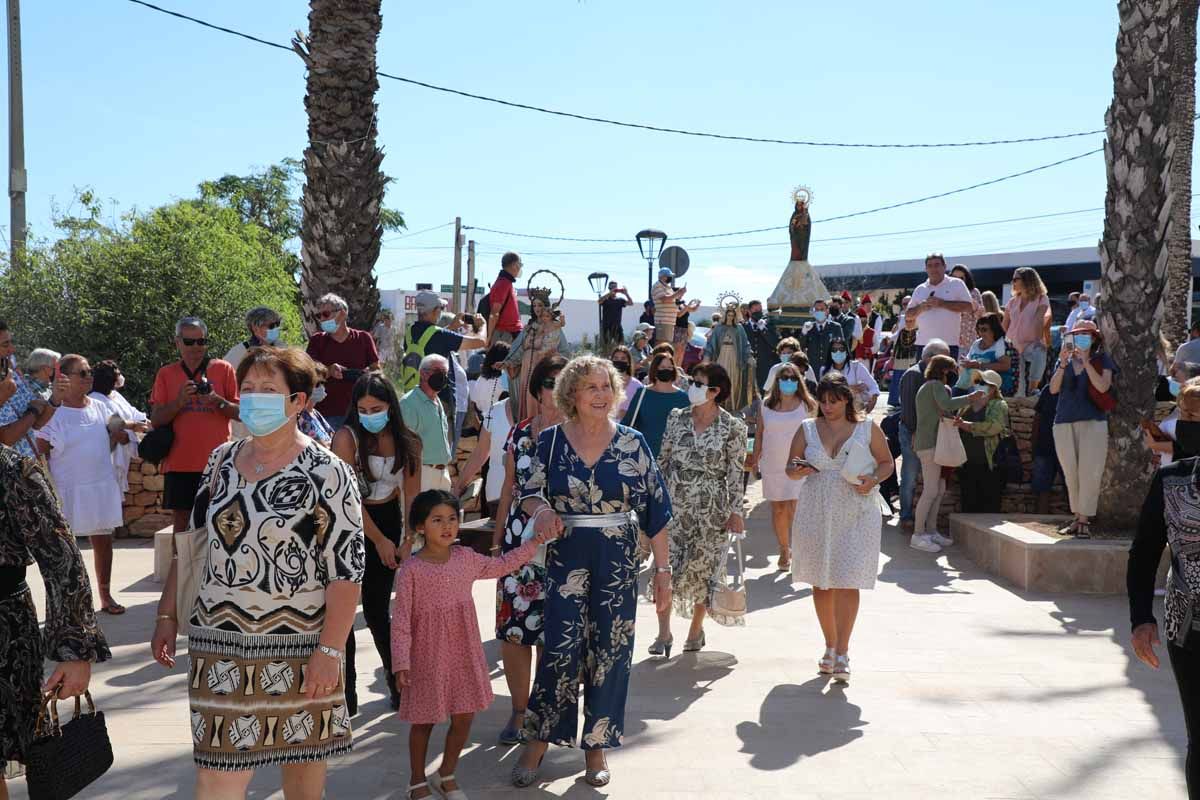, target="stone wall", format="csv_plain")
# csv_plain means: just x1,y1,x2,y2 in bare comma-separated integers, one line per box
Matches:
120,458,173,537
923,398,1175,528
